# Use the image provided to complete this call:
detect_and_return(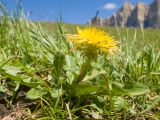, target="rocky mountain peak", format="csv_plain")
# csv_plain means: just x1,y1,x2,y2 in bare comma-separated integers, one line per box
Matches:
127,2,149,27
123,2,133,10
89,0,160,28
145,0,160,28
